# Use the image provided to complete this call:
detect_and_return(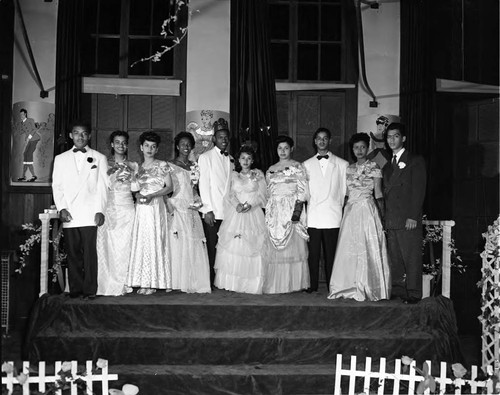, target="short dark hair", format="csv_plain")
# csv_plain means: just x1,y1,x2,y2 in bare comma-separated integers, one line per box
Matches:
313,127,331,140
20,108,27,115
234,146,256,172
276,135,294,149
349,133,370,161
139,131,161,145
386,122,406,137
312,127,331,150
109,130,129,144
174,131,195,156
109,130,129,155
70,120,91,134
